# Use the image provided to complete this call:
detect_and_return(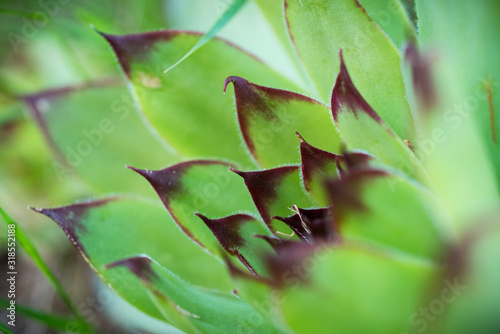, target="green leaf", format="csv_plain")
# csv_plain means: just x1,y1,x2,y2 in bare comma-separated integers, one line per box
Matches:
356,0,417,48
25,81,177,195
280,244,437,334
0,206,92,331
102,31,299,169
415,0,500,223
0,322,13,334
108,255,282,334
164,0,248,73
331,52,426,182
0,299,88,333
327,170,447,260
232,166,315,230
225,76,341,168
195,213,275,277
129,161,259,258
285,0,417,144
33,197,233,321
